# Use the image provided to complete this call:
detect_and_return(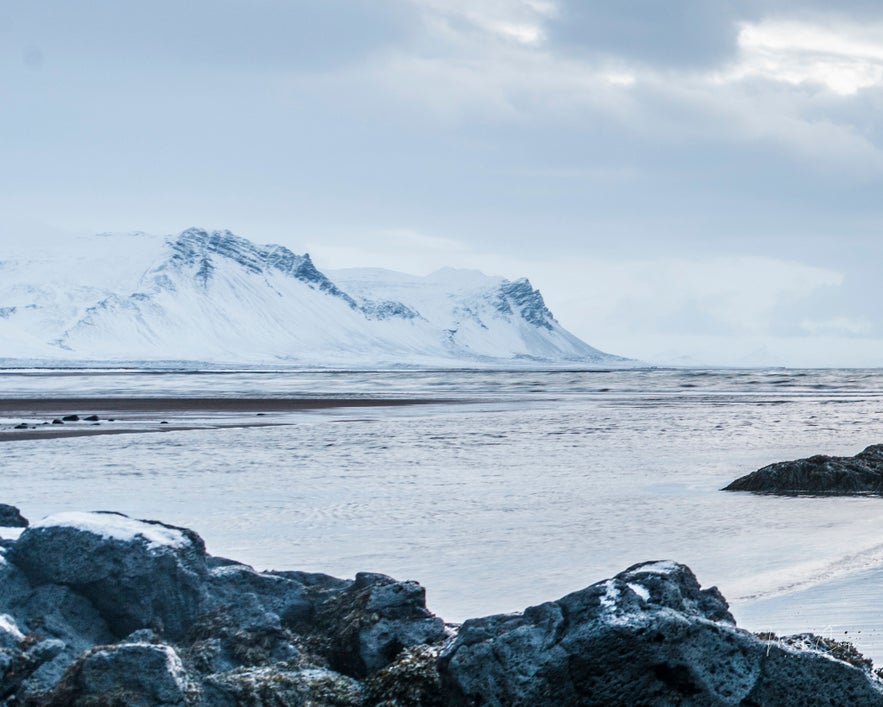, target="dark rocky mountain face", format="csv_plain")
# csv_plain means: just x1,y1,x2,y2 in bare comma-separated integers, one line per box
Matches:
496,278,555,330
164,228,358,306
